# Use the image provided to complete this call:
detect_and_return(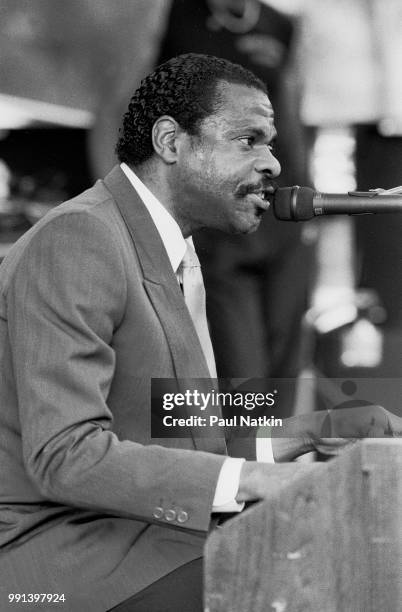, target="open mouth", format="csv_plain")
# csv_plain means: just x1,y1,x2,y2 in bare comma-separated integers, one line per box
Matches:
237,183,277,215
248,189,273,209
247,183,277,203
